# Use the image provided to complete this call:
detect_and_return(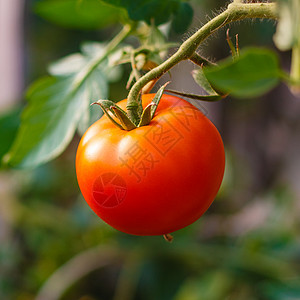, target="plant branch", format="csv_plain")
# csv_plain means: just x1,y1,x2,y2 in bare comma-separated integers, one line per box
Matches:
126,2,278,122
